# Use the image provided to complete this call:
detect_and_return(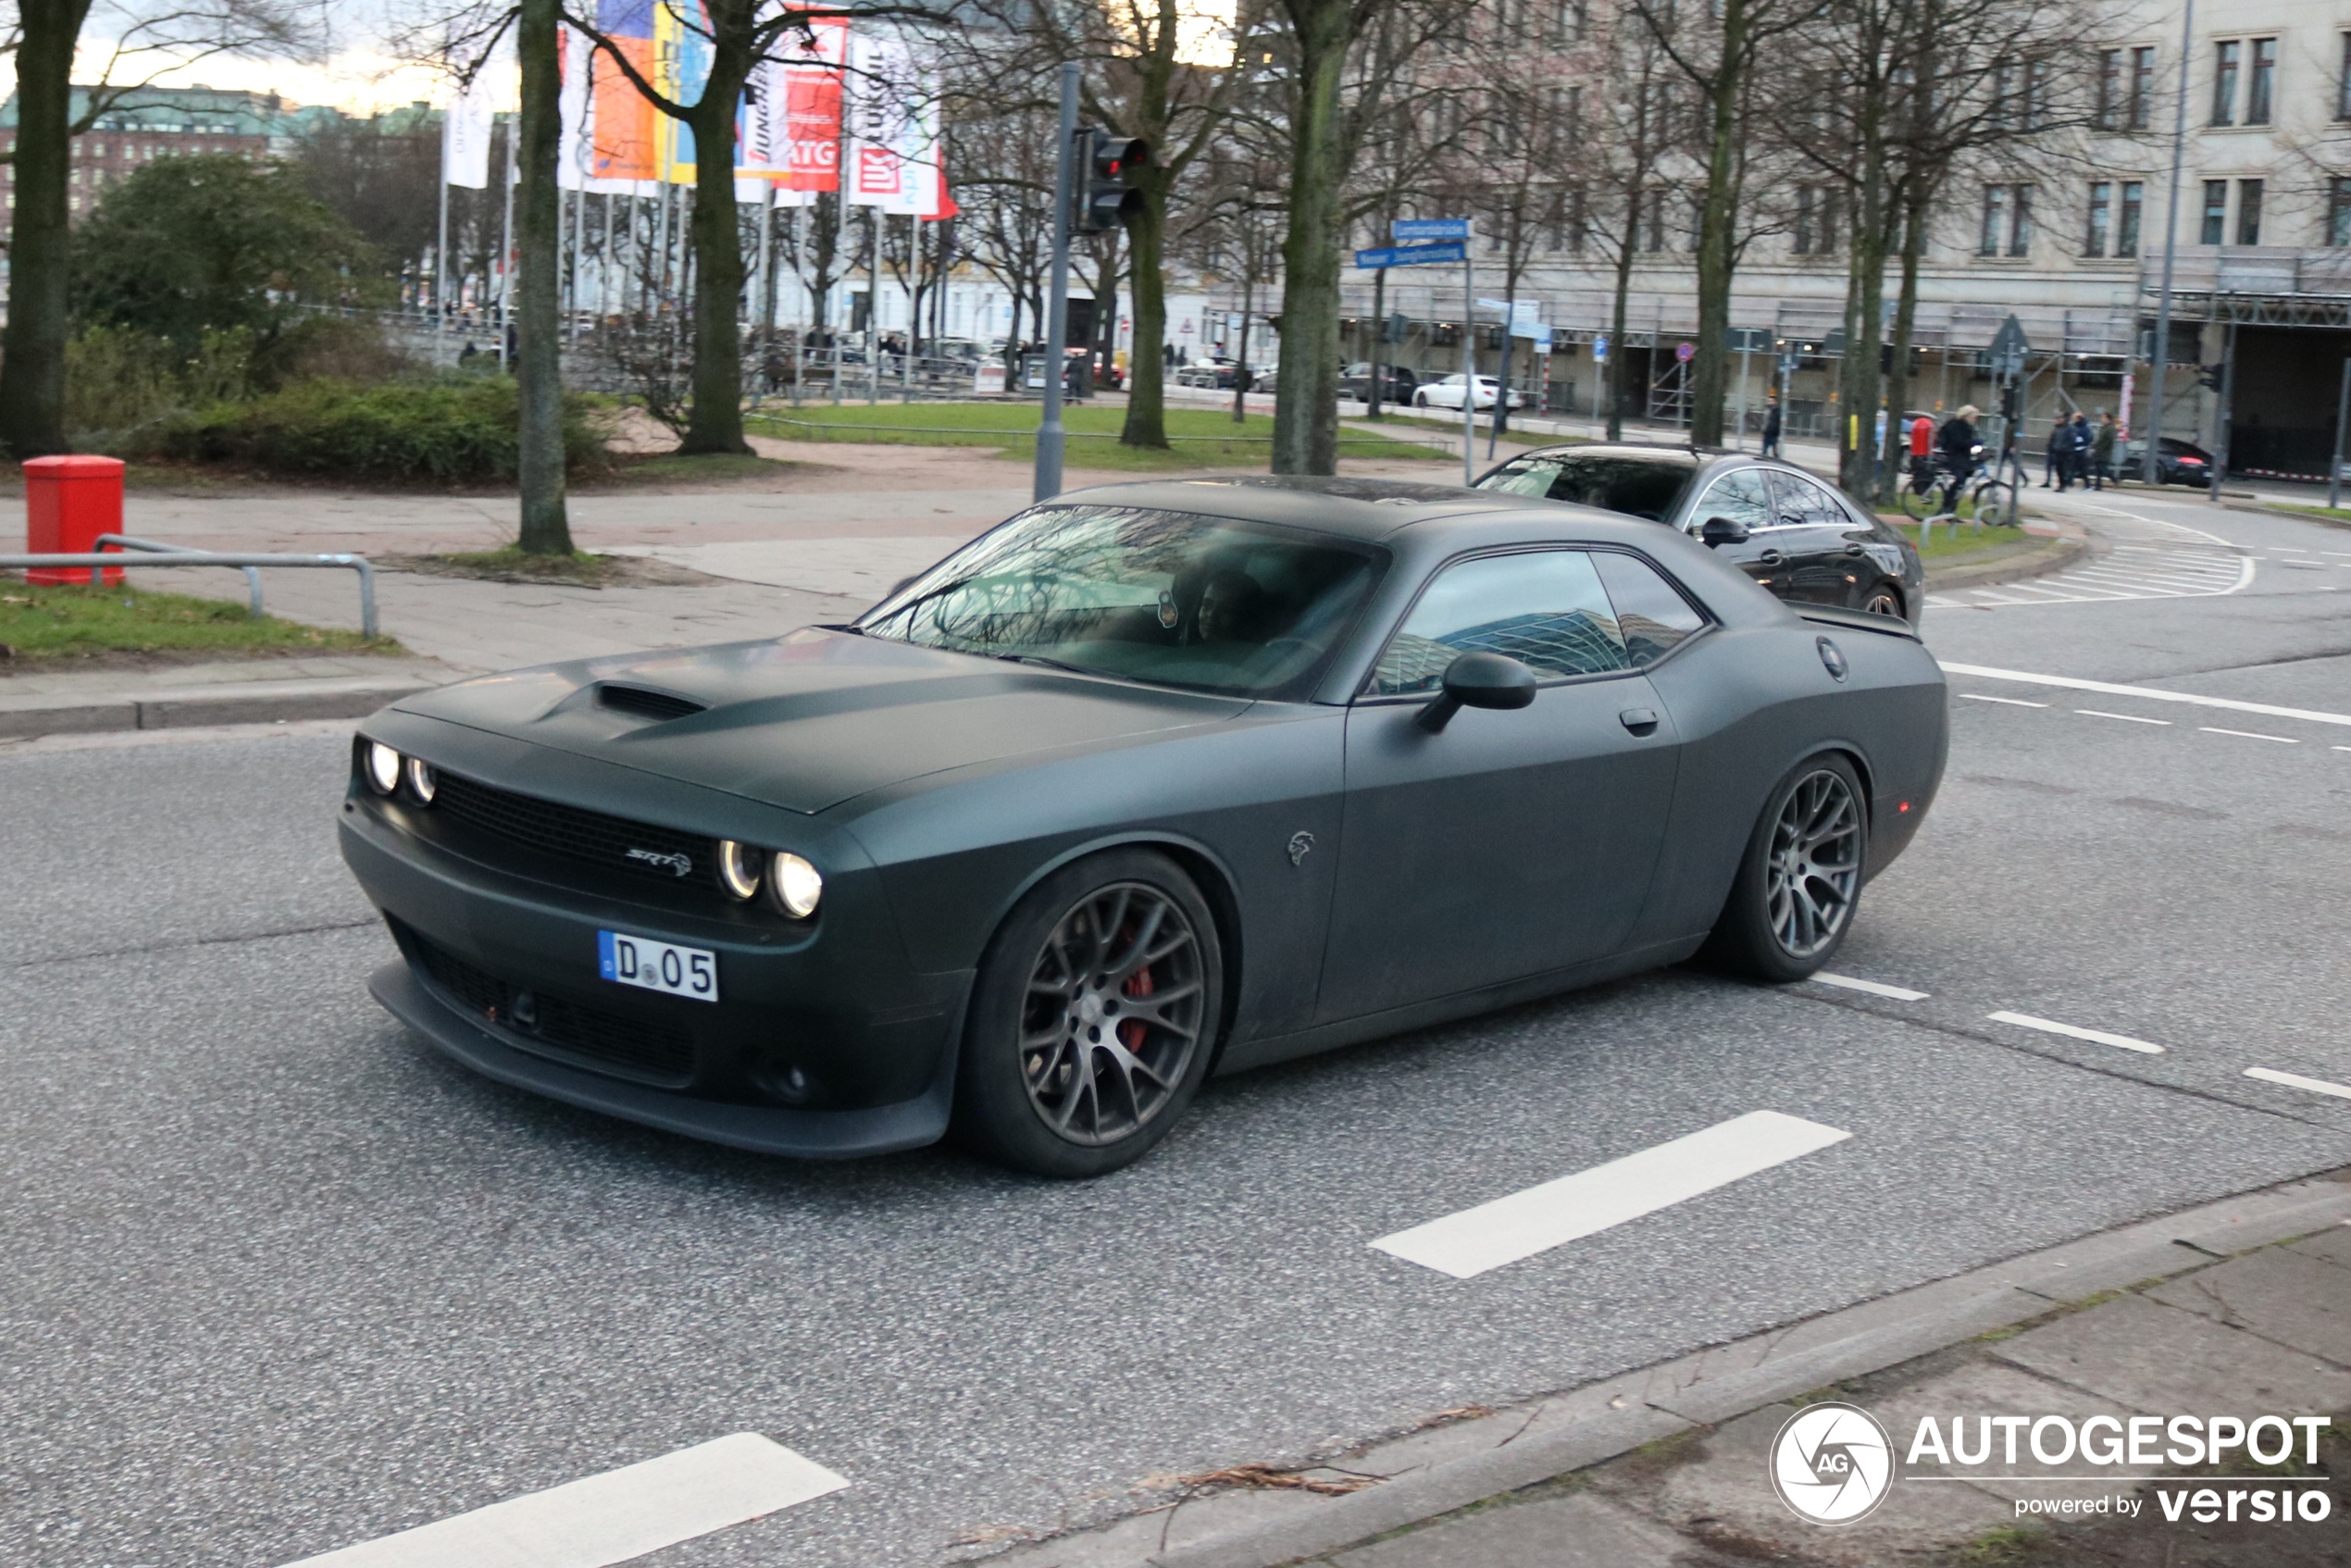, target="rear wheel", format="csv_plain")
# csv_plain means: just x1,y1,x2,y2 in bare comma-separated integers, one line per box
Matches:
1972,479,2017,528
953,850,1222,1178
1897,469,1939,520
1704,755,1868,982
1860,582,1906,619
